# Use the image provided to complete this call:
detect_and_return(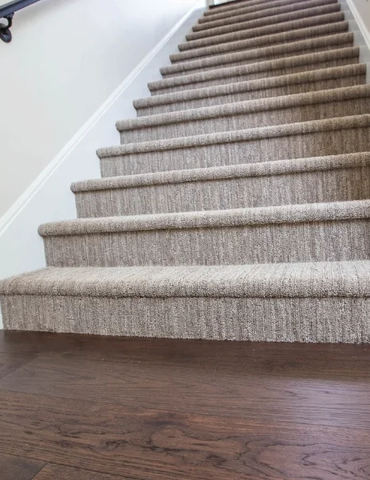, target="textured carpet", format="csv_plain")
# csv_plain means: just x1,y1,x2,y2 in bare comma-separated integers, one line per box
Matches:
200,0,327,23
72,153,370,216
161,33,354,77
186,4,342,42
194,0,338,32
170,21,350,62
2,262,370,342
1,0,370,342
135,64,366,115
195,0,338,31
150,47,360,94
178,12,345,51
119,85,370,143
